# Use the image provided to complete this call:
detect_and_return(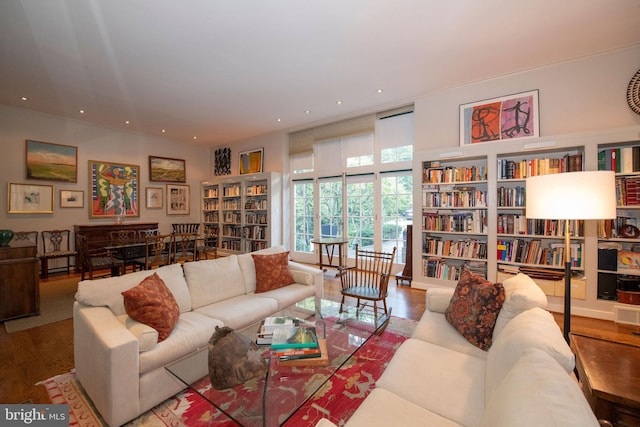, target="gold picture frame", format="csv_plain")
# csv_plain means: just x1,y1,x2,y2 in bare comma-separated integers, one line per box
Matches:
149,156,186,182
25,140,78,182
8,182,54,213
88,160,140,219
